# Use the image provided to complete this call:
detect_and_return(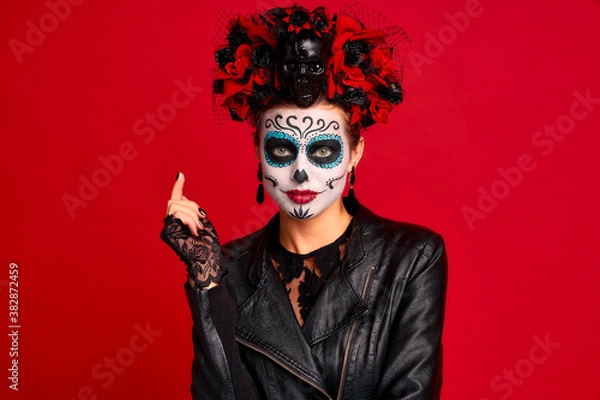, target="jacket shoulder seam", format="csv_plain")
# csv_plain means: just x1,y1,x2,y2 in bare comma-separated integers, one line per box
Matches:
364,220,442,261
